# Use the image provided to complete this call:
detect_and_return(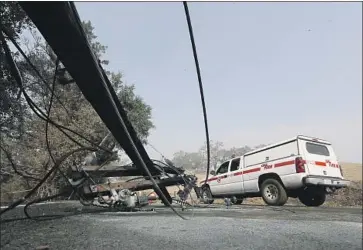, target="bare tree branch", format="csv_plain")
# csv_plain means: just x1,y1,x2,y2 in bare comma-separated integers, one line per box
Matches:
0,144,42,181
